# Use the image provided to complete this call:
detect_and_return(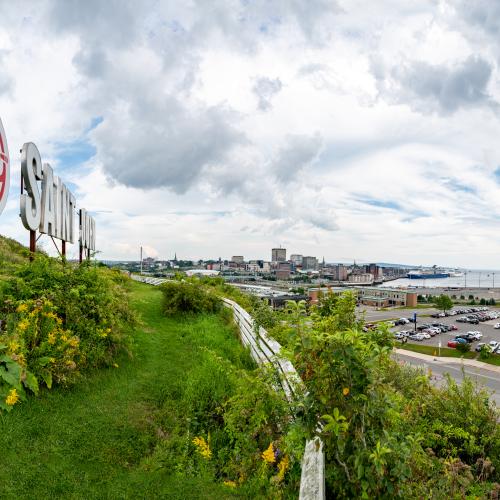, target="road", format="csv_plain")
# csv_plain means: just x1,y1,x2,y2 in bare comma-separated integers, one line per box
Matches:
394,352,500,406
